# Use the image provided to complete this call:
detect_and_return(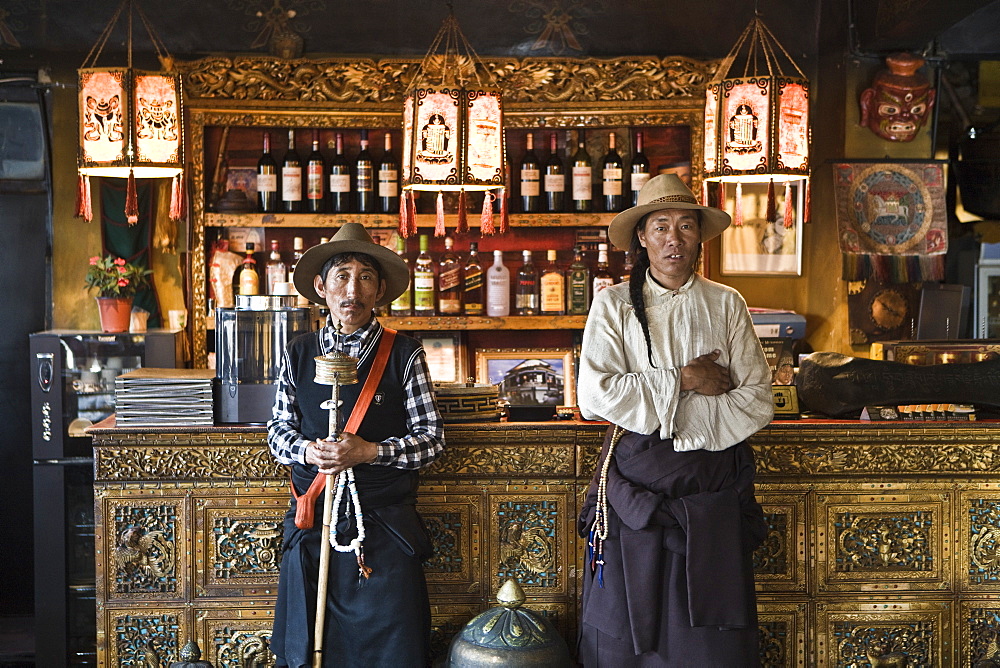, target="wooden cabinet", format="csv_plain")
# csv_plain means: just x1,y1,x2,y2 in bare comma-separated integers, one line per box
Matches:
91,420,1000,666
179,54,715,367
